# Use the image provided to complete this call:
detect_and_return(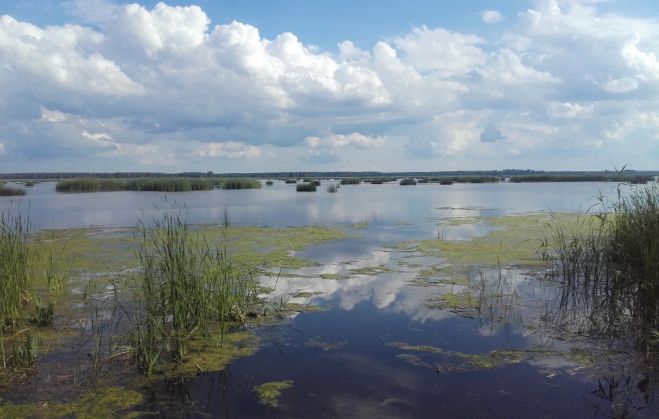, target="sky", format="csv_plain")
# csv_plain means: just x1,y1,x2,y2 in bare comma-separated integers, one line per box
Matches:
1,0,659,173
